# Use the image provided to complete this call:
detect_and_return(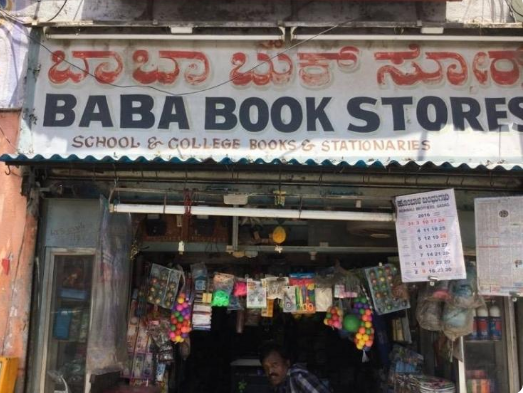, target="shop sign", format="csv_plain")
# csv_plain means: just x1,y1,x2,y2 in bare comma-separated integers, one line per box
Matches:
475,196,523,296
395,189,466,282
20,40,523,167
